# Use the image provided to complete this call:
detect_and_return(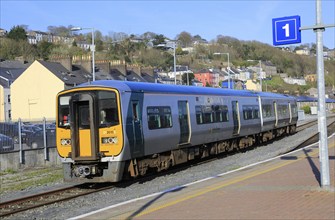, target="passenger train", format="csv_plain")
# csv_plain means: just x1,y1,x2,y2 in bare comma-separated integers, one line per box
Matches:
56,80,298,182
